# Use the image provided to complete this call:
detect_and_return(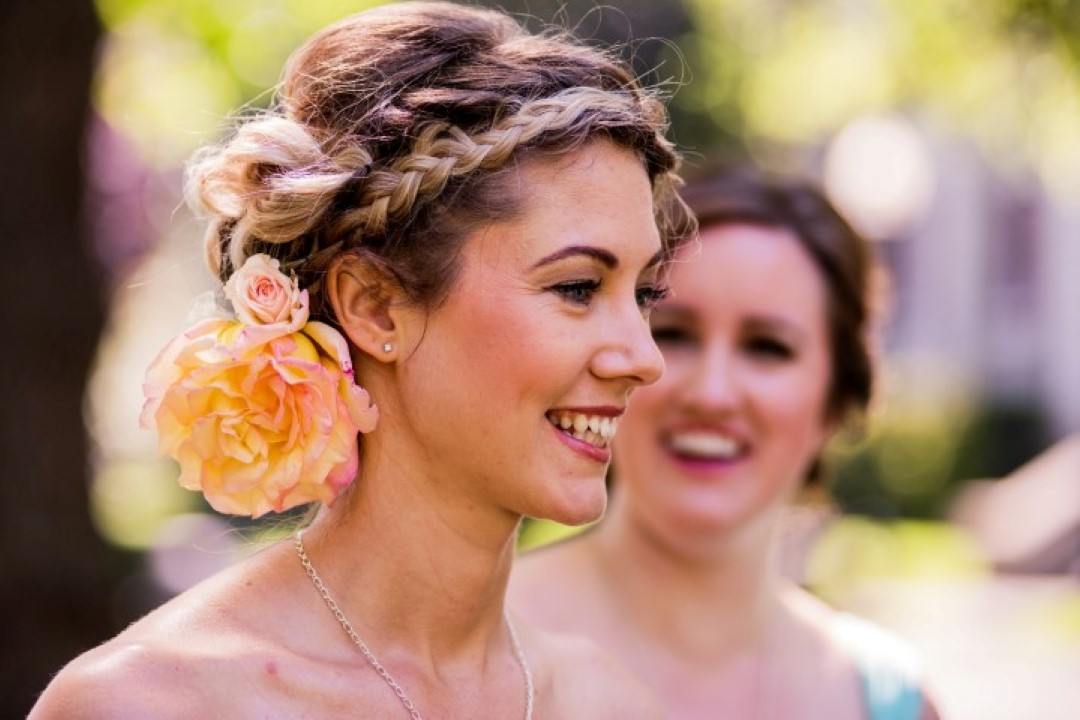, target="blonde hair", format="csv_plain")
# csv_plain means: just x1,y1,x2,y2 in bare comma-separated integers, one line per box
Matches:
186,1,692,321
